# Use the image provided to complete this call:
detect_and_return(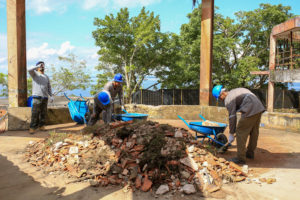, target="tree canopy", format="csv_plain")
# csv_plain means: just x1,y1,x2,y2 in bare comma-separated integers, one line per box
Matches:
50,54,91,95
92,7,170,102
0,73,7,97
156,3,294,90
